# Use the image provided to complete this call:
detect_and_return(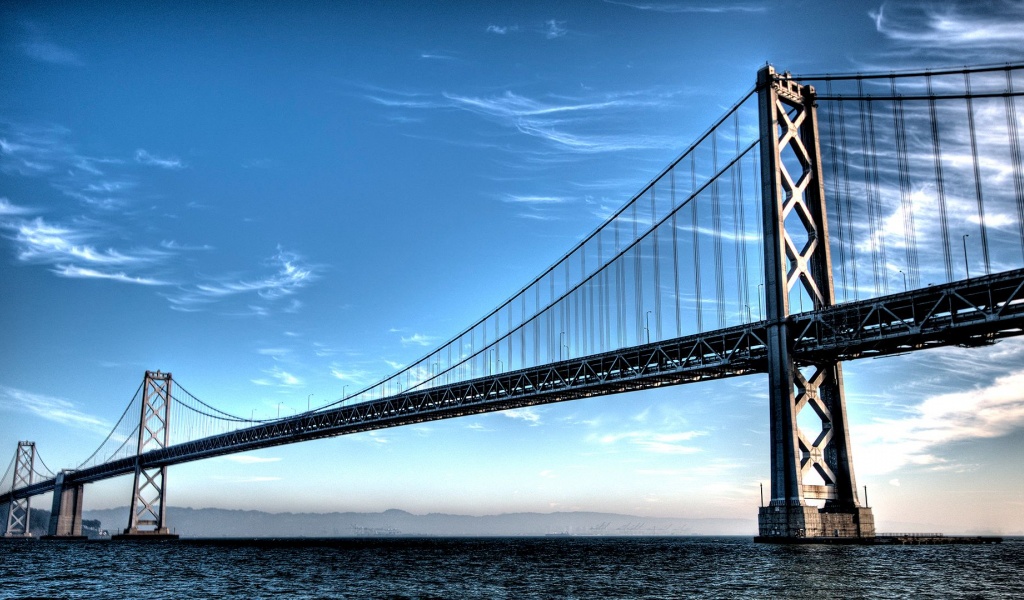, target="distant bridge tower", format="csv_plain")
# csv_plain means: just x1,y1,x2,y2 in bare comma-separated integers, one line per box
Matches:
3,441,36,537
115,370,178,539
756,65,874,540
